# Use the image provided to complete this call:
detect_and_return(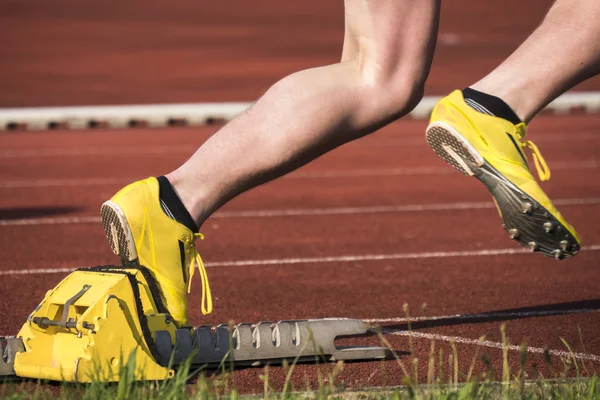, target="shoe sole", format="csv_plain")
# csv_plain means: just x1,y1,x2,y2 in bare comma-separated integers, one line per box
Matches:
100,200,140,265
426,121,580,259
